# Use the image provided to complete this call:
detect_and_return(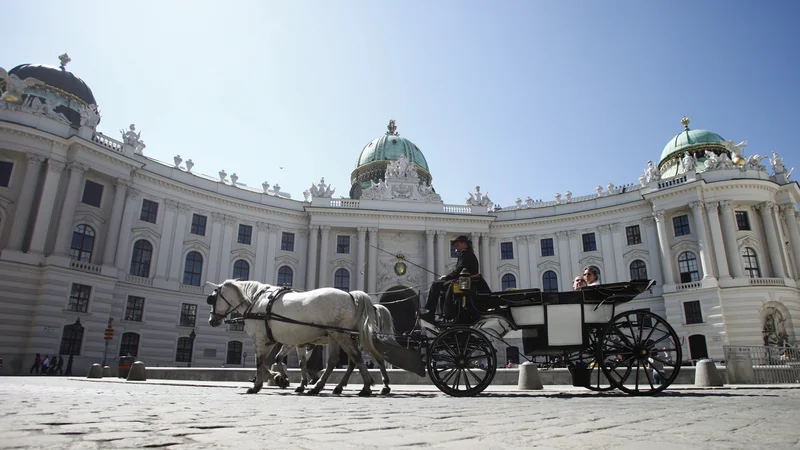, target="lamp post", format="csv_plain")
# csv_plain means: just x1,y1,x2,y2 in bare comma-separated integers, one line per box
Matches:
188,329,196,367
